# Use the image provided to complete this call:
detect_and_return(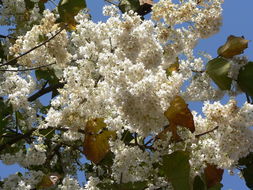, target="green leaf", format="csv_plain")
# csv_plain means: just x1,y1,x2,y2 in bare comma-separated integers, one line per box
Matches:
161,151,191,190
0,98,13,130
237,62,253,97
238,152,253,166
206,57,232,90
58,0,86,30
121,130,134,143
35,69,59,85
208,183,223,190
119,0,140,13
238,153,253,190
97,181,147,190
193,175,206,190
242,164,253,190
24,0,45,13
